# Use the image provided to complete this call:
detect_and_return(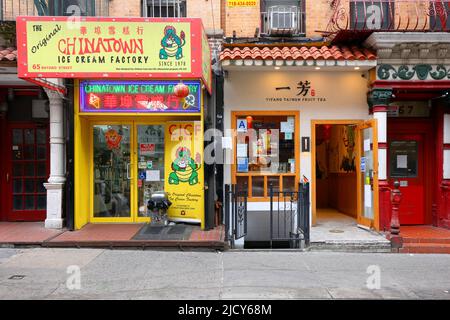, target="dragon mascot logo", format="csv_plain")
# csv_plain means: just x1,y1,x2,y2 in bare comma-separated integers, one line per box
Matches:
159,26,186,60
168,147,201,185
